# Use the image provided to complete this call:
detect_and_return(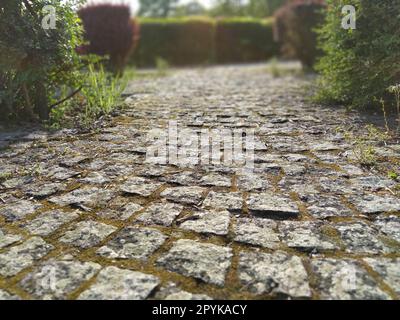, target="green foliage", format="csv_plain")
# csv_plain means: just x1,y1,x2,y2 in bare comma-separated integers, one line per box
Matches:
0,0,84,121
50,63,128,129
216,17,277,64
342,124,390,167
131,17,278,67
315,0,400,108
156,57,170,76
